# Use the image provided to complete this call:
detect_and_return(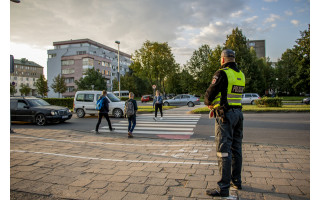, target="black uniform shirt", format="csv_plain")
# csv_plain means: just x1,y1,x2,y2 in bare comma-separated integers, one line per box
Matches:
204,62,240,108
